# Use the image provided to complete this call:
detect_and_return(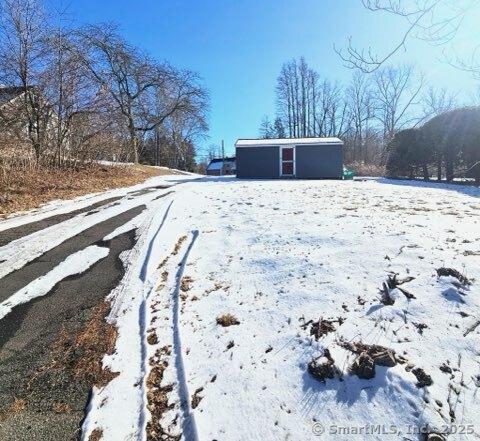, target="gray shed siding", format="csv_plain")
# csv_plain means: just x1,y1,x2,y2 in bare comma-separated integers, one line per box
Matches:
236,146,279,178
295,144,343,179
